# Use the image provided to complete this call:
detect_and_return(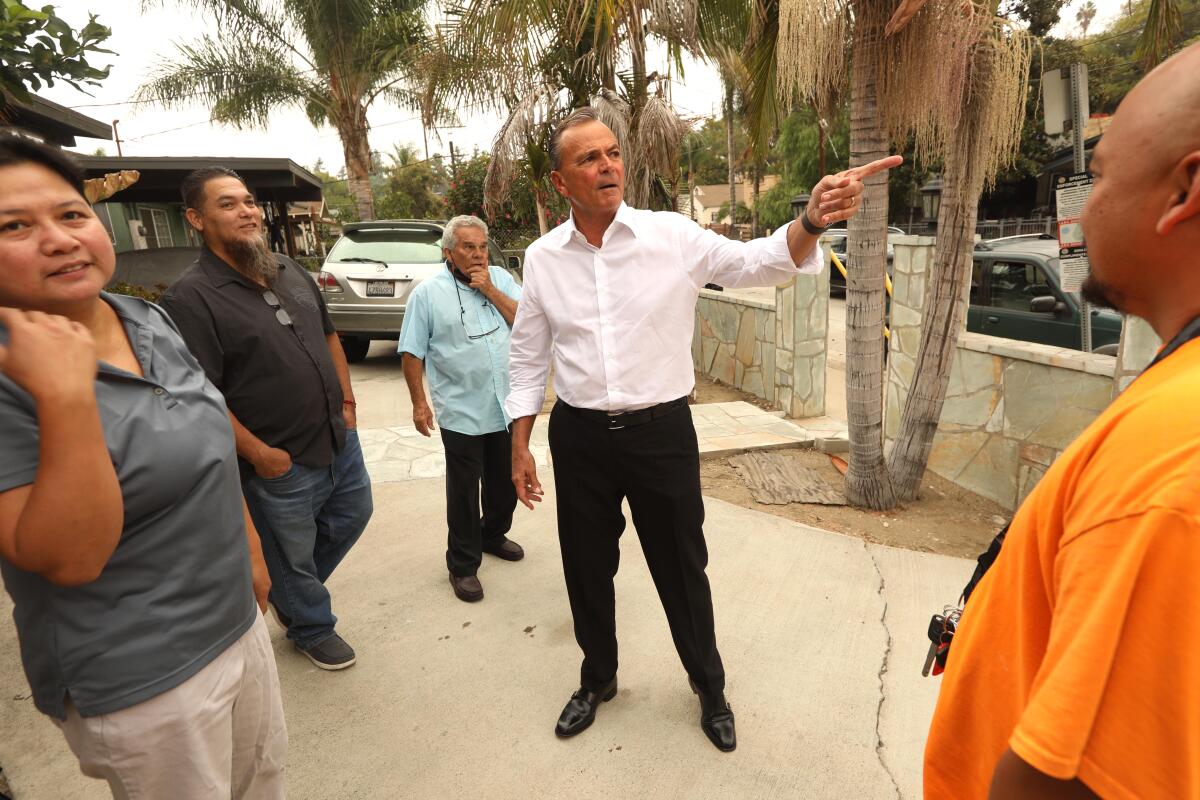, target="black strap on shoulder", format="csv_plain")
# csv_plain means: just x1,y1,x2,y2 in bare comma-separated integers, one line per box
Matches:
961,315,1200,606
1143,315,1200,373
